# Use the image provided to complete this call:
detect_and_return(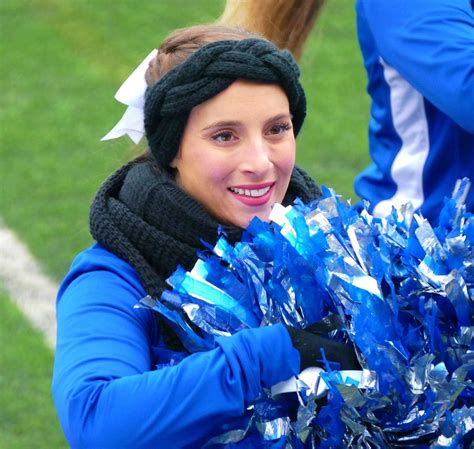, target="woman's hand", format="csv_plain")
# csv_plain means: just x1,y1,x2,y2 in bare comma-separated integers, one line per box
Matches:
285,323,361,371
